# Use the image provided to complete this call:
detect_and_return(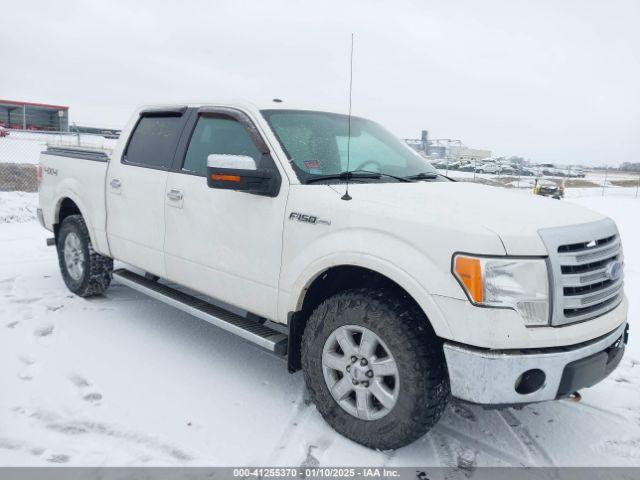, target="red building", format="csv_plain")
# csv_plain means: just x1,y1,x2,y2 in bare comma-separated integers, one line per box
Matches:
0,99,69,131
